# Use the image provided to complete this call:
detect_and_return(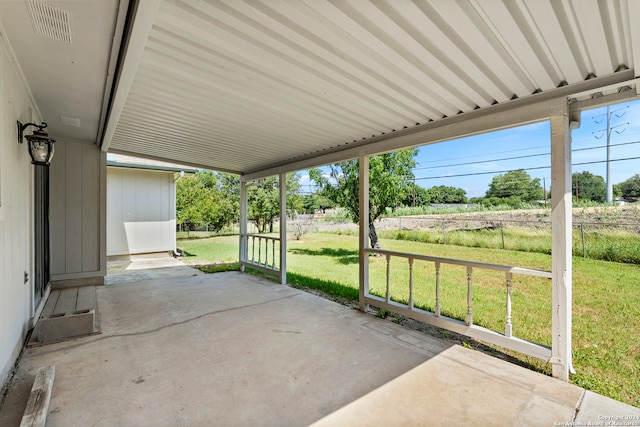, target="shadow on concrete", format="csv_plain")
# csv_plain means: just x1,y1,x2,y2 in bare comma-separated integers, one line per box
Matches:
2,268,638,426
